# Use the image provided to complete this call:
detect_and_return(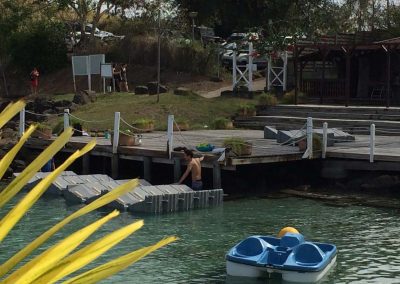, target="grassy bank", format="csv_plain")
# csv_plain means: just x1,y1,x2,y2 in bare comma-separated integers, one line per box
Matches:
49,92,257,131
